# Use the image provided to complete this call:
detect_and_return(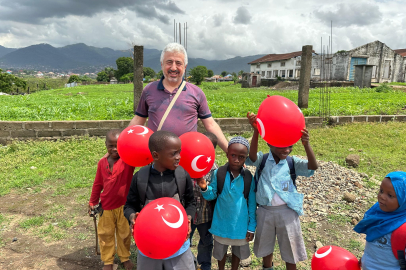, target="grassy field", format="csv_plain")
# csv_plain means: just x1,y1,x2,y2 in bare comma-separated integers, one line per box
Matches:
1,82,406,121
1,122,405,269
